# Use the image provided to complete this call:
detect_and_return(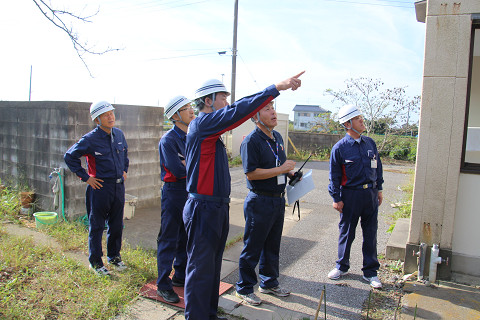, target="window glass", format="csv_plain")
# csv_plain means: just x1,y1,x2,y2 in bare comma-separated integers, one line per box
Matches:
463,27,480,171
